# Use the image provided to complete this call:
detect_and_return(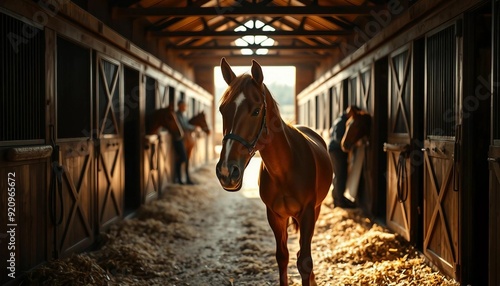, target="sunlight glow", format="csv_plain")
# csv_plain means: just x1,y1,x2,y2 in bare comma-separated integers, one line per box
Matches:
234,20,276,55
255,48,268,55
234,38,248,46
240,48,253,55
